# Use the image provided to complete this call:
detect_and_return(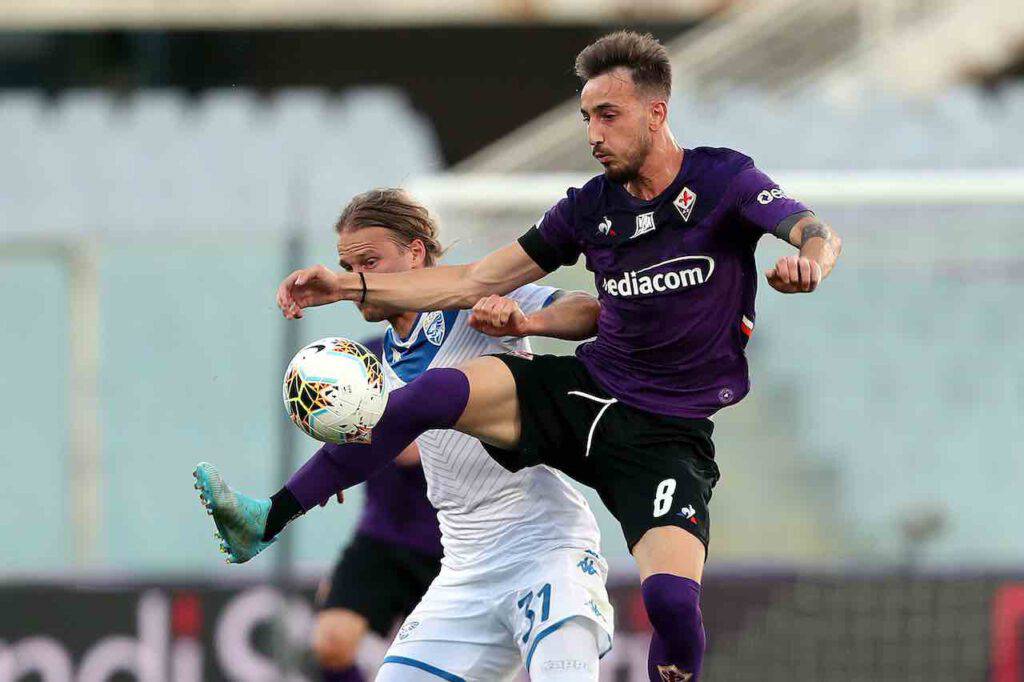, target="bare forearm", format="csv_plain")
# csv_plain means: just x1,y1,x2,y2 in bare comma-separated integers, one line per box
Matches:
351,263,487,312
525,292,599,341
792,216,842,279
351,243,546,312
